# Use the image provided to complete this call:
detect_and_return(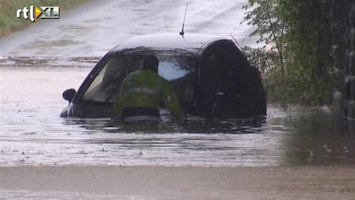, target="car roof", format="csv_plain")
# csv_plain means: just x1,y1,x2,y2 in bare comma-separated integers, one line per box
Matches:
109,33,230,54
